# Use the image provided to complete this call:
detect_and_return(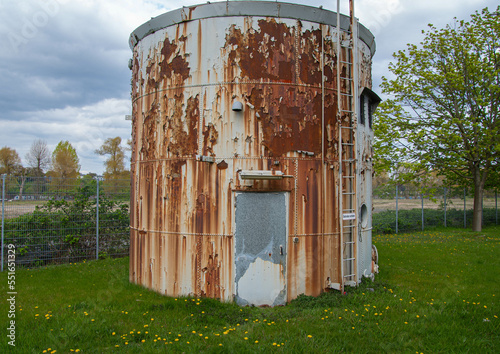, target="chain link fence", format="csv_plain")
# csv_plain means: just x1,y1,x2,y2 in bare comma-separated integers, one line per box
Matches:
1,175,130,270
2,174,498,268
373,185,499,234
